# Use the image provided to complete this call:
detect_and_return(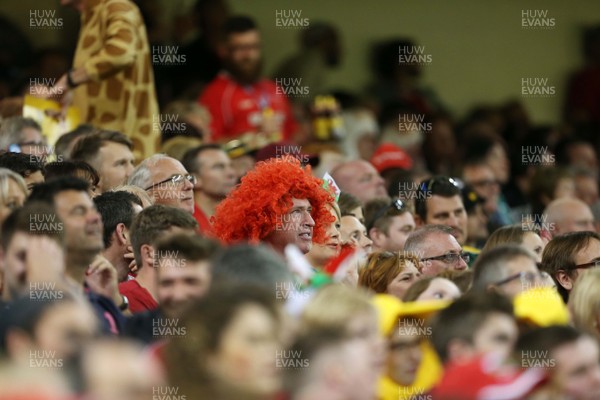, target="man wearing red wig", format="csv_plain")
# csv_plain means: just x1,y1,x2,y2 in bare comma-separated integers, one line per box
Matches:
212,156,335,254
